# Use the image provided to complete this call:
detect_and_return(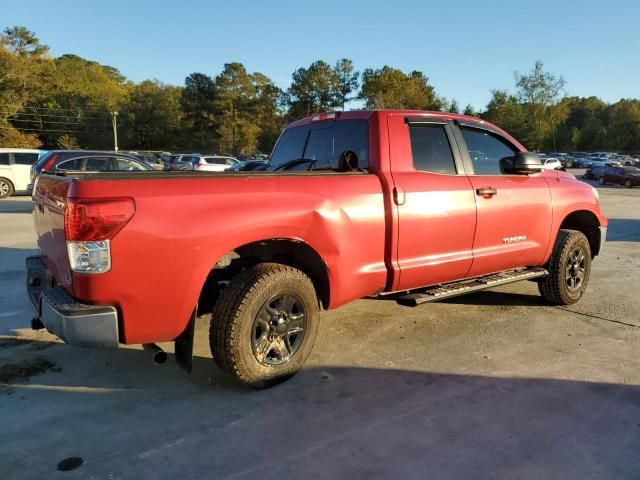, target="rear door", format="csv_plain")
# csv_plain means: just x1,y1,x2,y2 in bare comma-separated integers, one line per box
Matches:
11,152,39,191
453,122,552,276
388,115,477,291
